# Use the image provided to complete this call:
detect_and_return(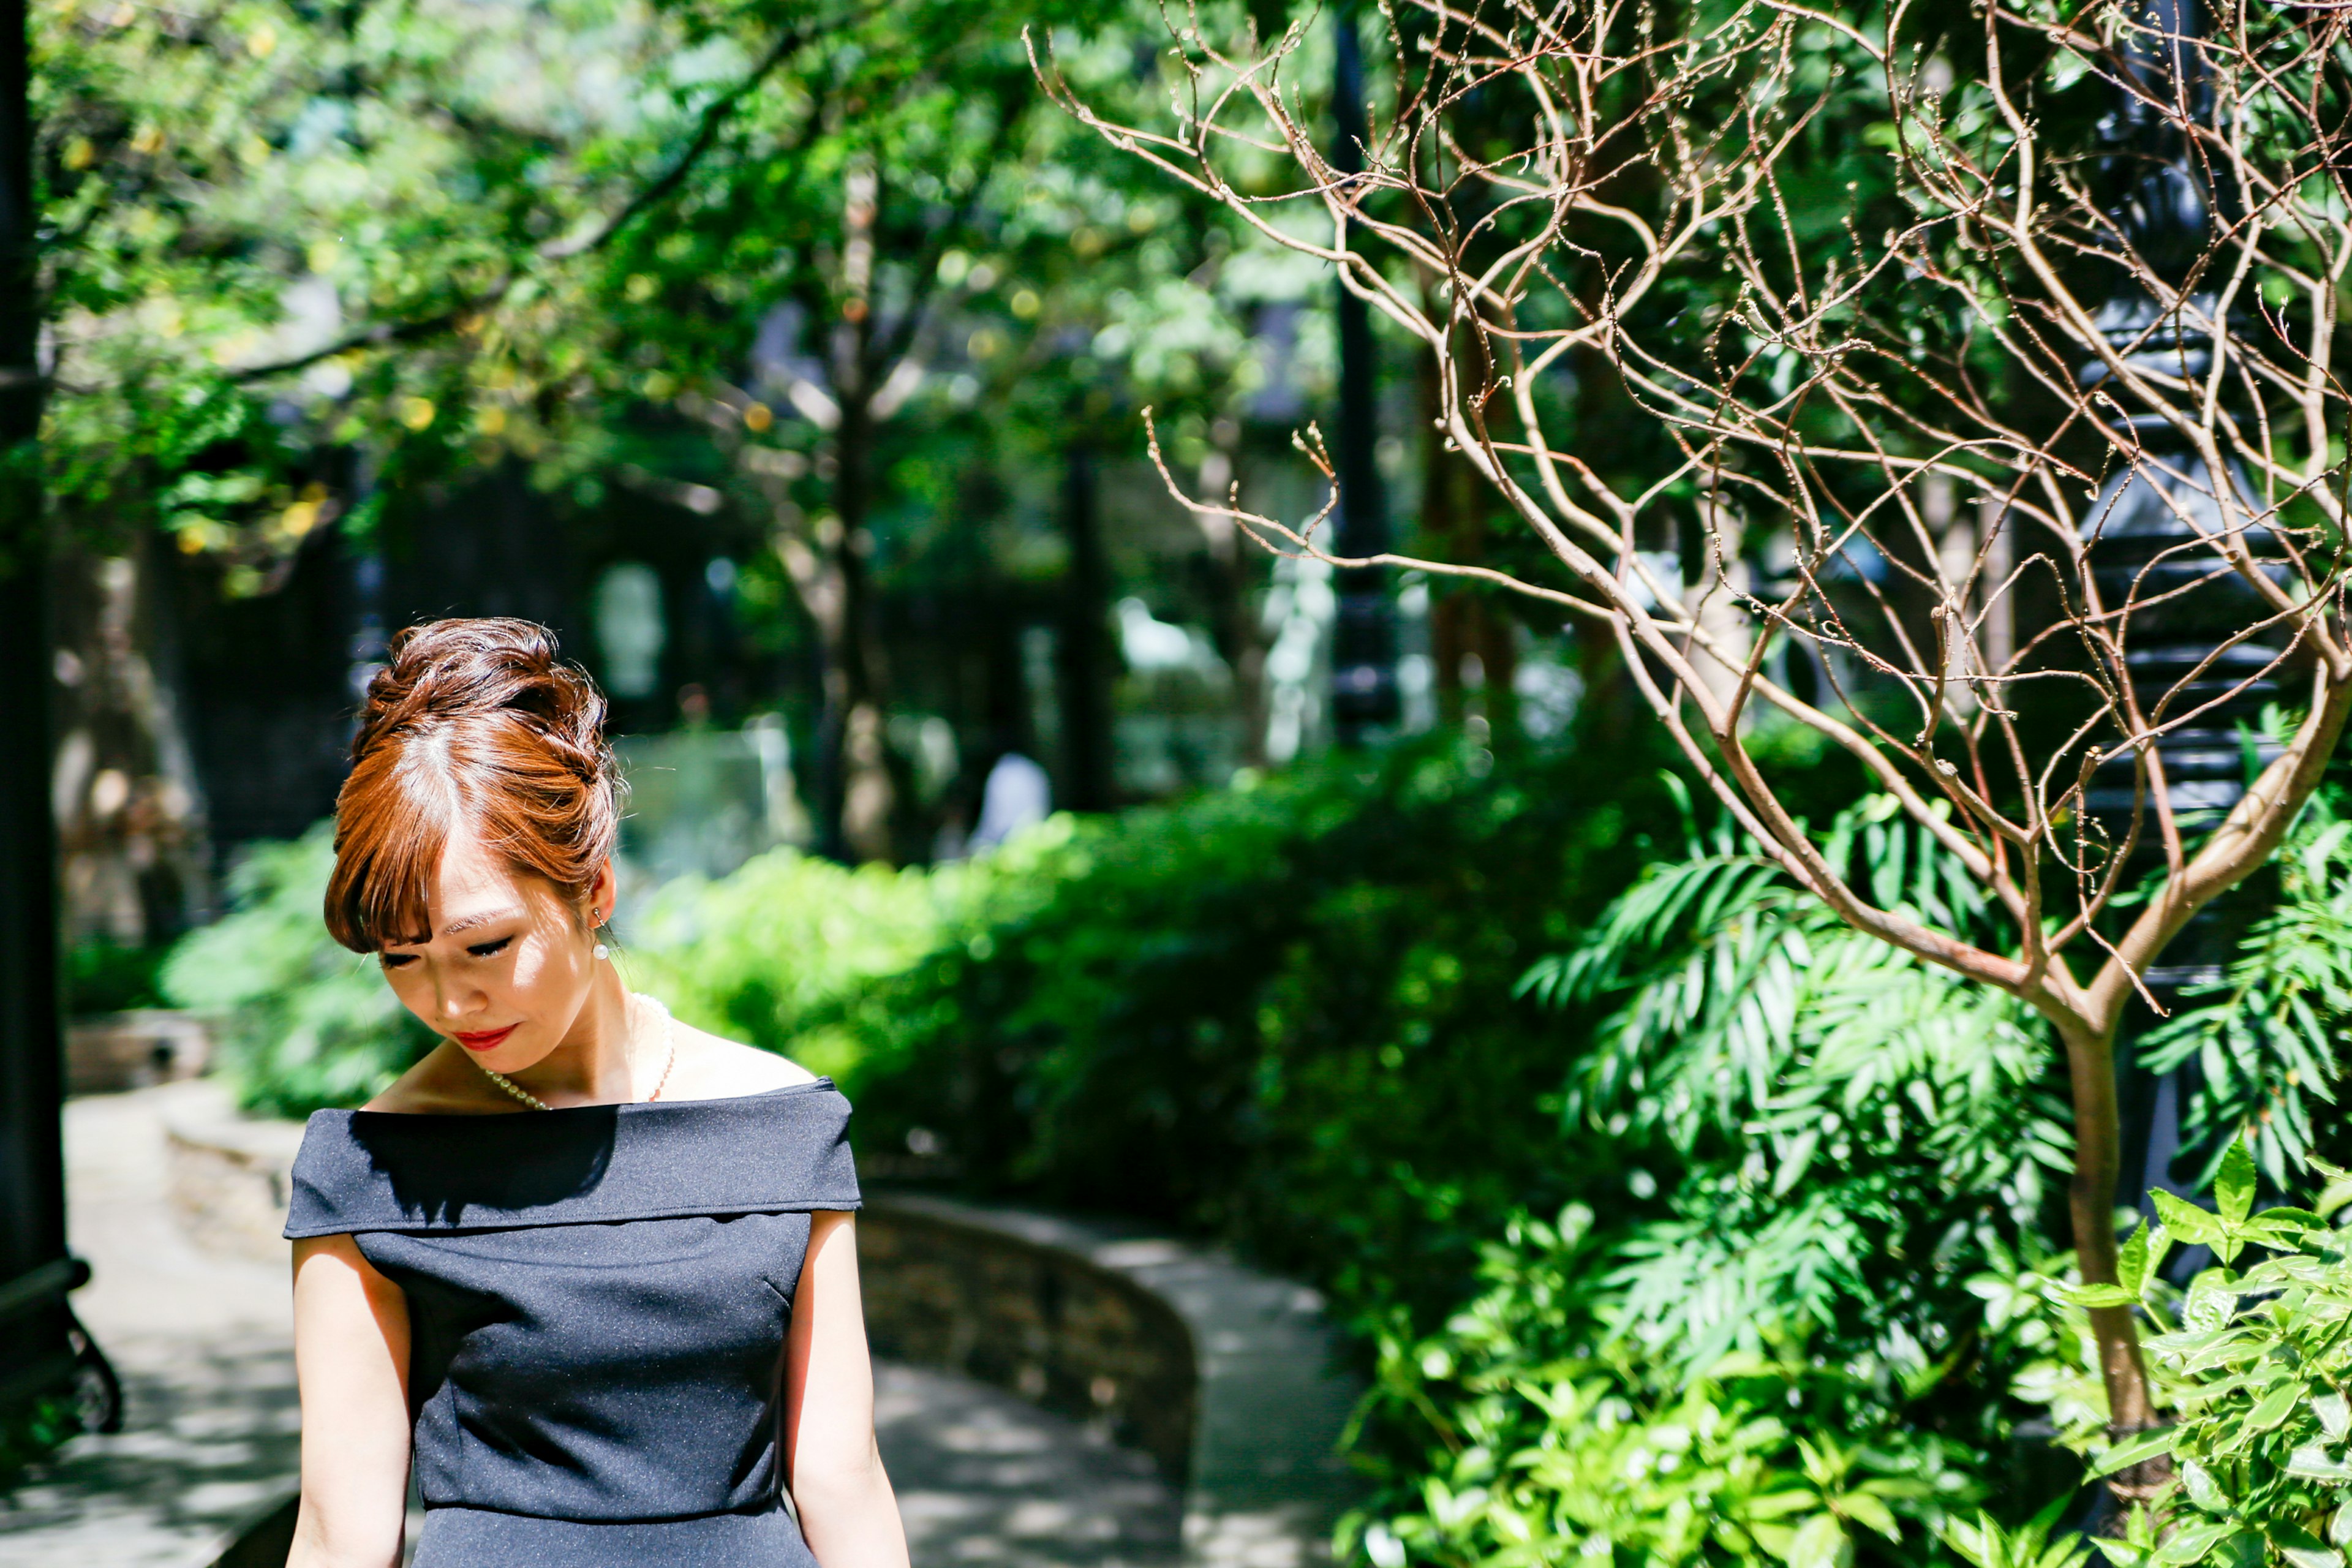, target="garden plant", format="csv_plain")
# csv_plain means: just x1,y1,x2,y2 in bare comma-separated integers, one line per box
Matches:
1047,0,2352,1459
